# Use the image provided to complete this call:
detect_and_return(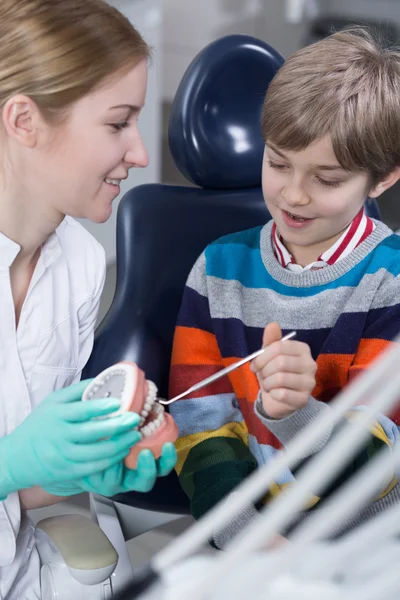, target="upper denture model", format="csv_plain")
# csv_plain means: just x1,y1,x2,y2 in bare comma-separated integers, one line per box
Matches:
82,362,178,468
